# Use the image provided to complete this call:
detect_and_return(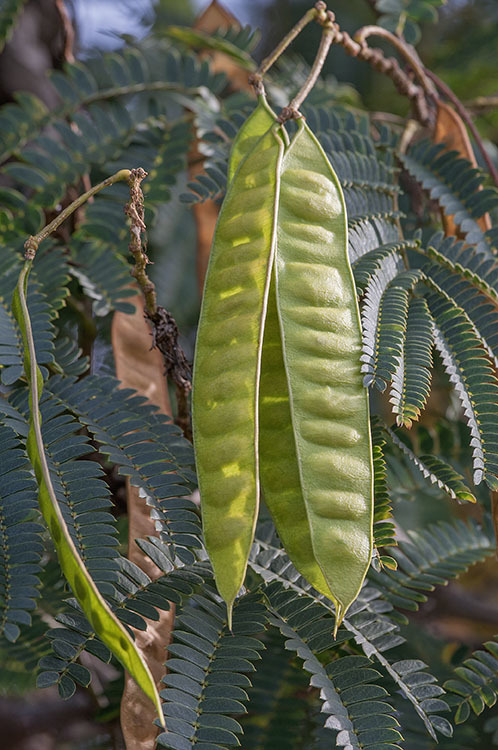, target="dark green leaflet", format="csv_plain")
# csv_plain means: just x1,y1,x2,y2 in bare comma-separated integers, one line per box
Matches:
12,261,164,724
